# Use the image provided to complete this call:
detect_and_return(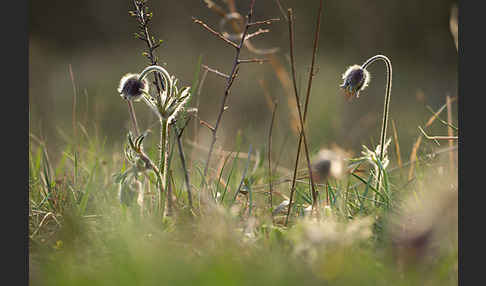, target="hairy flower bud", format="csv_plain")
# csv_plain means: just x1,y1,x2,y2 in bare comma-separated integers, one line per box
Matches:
118,73,149,101
311,149,345,183
340,65,370,99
